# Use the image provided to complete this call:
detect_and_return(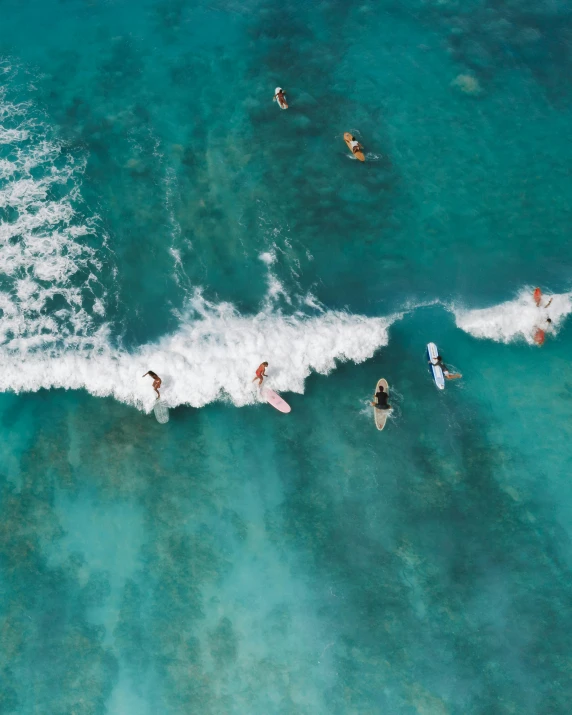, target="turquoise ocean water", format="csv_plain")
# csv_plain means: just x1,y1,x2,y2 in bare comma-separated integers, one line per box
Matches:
2,0,572,712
